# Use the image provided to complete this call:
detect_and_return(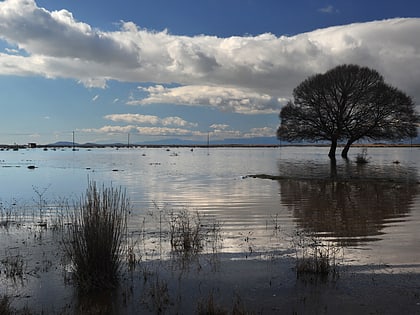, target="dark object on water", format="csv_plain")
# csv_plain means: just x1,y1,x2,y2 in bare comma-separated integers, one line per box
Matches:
27,165,37,169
